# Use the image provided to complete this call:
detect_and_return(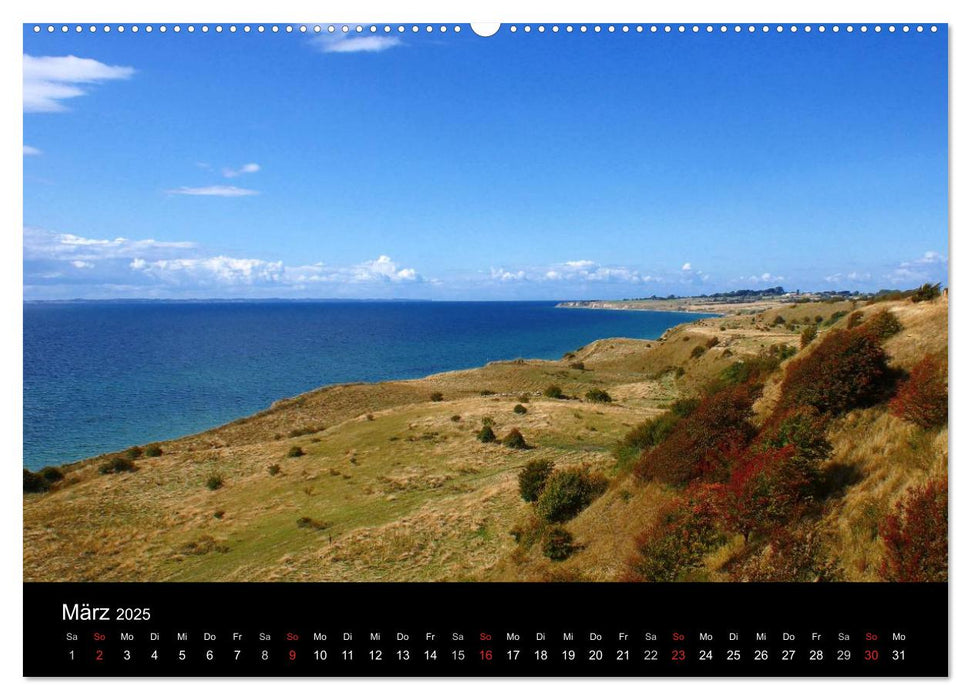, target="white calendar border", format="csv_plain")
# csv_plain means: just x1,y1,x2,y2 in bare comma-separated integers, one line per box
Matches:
3,0,966,698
